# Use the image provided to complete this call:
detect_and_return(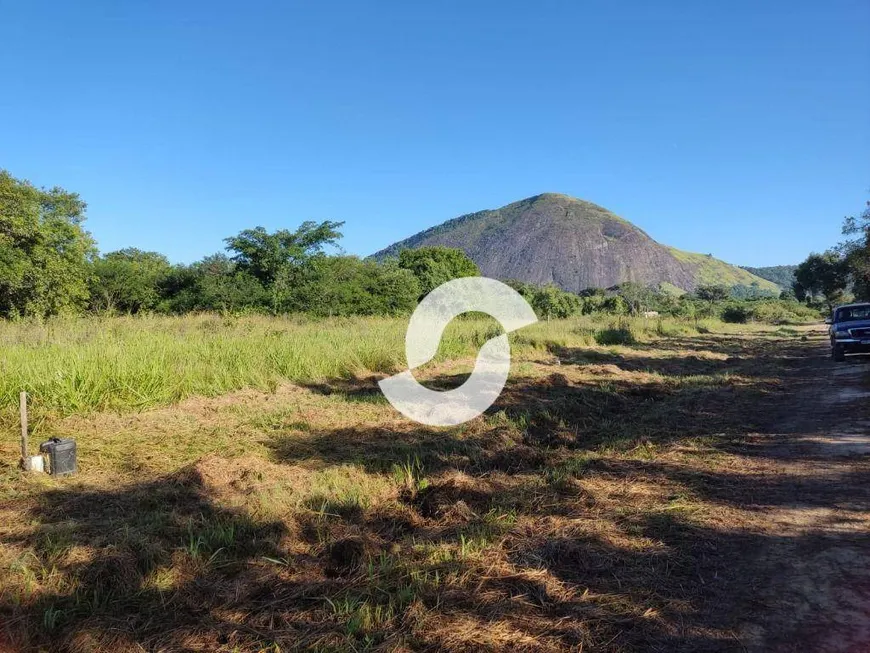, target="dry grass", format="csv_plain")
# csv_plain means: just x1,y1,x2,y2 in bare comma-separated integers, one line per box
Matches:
1,318,864,651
